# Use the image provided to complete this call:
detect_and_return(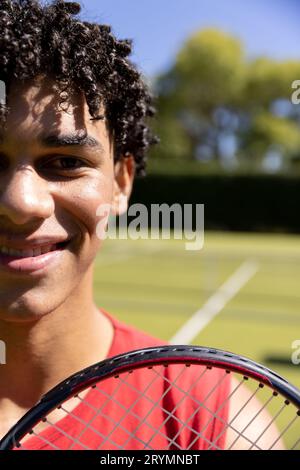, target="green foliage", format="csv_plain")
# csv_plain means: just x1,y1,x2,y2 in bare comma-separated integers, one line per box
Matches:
175,29,245,110
152,28,300,172
244,59,300,107
150,115,192,161
250,113,300,156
